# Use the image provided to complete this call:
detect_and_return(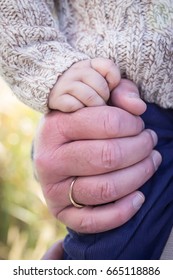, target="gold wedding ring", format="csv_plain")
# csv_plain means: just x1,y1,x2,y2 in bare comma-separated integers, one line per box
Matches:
69,178,84,208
